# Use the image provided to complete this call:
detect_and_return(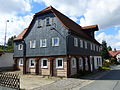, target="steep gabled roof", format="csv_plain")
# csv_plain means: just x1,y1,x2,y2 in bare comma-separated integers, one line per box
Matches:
14,28,28,41
108,50,120,57
14,6,100,45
